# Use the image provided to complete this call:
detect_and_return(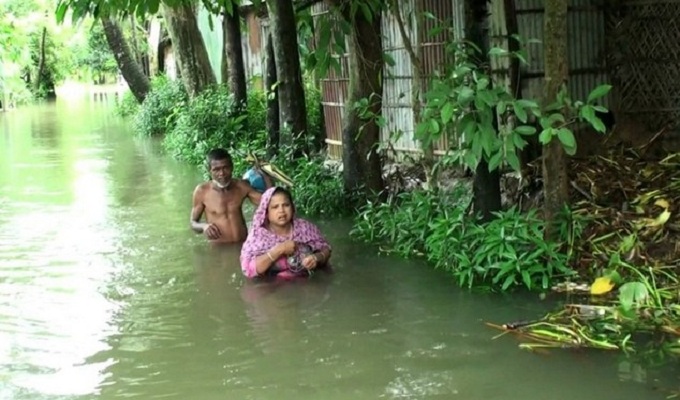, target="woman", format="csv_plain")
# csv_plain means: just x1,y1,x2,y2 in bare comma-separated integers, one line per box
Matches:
240,187,332,279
